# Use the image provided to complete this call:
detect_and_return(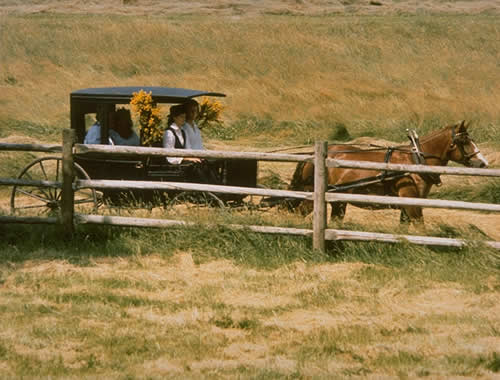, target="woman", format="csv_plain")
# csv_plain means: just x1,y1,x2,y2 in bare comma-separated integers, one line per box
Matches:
182,99,204,150
110,108,140,146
